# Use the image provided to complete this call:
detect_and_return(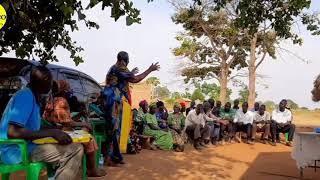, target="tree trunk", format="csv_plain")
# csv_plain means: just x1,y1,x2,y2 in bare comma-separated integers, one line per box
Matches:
248,34,258,108
219,62,228,105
